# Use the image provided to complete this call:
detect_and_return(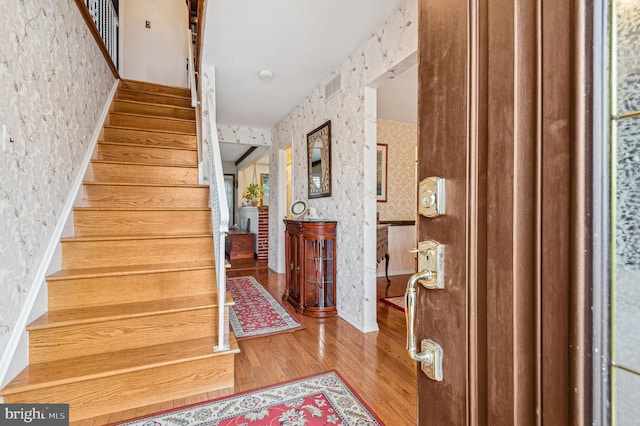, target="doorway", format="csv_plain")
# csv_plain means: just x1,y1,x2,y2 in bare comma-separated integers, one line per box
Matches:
274,145,293,273
375,63,418,281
